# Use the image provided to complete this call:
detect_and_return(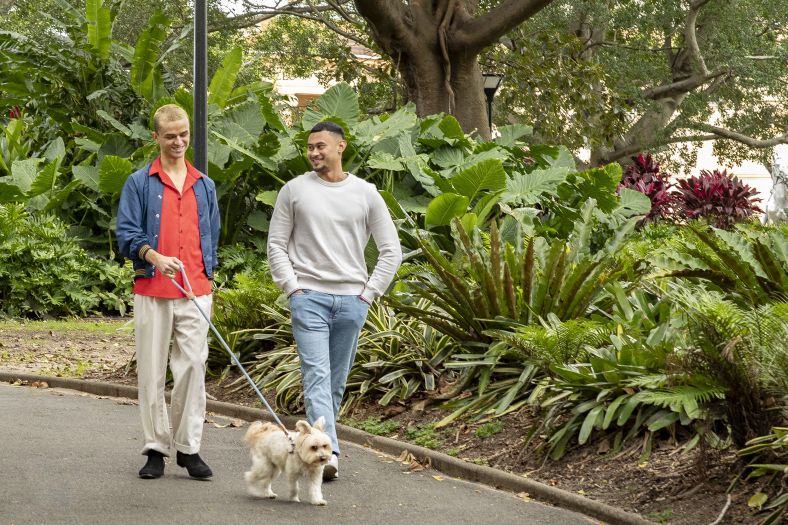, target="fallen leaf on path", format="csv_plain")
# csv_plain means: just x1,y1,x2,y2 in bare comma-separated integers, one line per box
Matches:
31,381,49,388
397,450,430,472
206,416,246,428
748,492,768,509
517,492,530,501
432,475,444,481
